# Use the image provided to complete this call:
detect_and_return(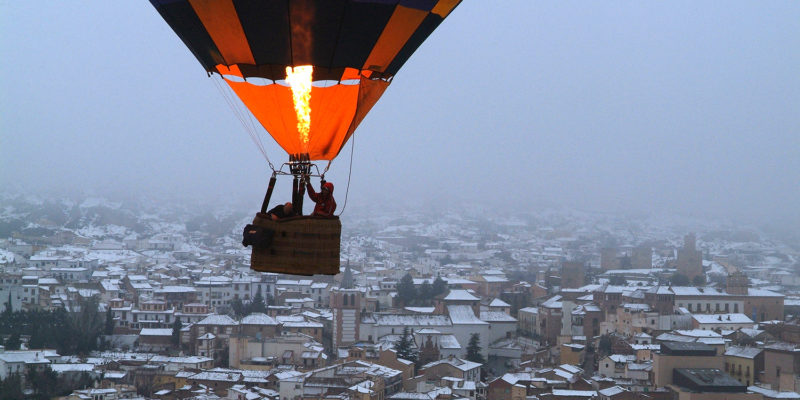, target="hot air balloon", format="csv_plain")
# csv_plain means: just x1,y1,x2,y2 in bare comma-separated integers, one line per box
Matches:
150,0,462,275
